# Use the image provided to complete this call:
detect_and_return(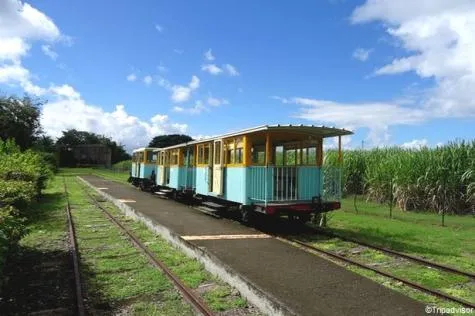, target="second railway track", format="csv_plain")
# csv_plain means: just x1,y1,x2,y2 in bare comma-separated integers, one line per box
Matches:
277,231,475,309
78,182,215,316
